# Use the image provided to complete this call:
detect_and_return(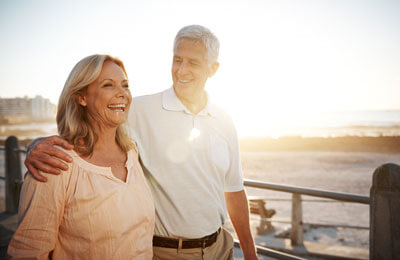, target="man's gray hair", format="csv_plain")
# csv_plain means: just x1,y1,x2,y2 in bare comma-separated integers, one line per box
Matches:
173,25,220,63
